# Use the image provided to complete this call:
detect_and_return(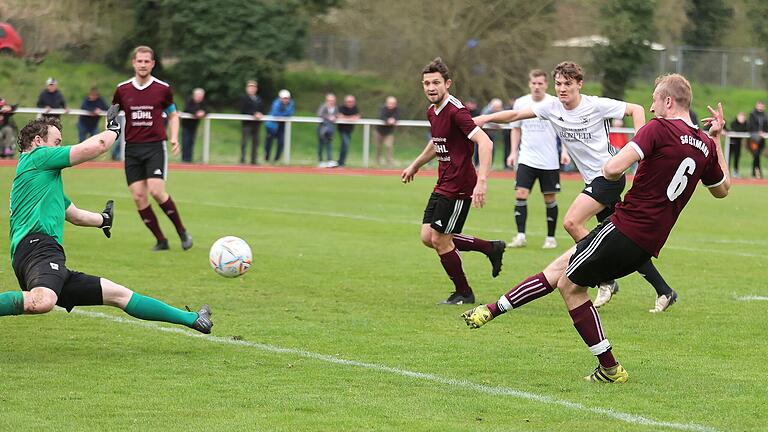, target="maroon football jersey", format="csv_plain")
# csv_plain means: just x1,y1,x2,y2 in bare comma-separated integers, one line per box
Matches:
427,95,481,199
612,118,725,256
112,77,174,144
